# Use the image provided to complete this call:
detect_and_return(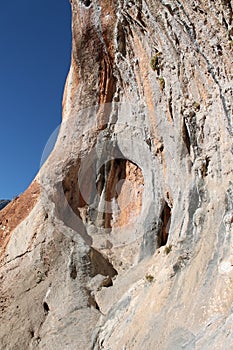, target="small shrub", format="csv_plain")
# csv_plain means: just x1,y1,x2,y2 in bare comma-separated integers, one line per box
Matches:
164,244,172,255
158,77,165,91
193,101,200,111
150,56,158,71
150,52,162,71
145,274,154,282
36,271,46,284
